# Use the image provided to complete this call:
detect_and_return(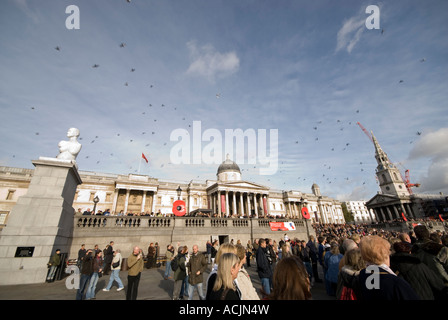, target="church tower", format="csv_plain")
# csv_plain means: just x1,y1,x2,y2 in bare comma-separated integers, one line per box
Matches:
371,132,410,197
